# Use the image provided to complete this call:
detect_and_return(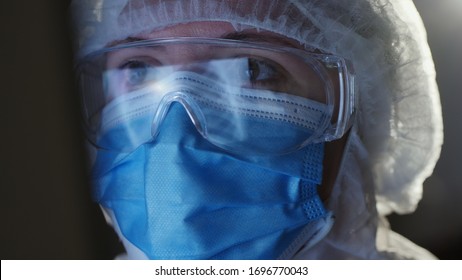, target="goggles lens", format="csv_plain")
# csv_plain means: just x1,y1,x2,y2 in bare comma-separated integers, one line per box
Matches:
76,38,356,155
